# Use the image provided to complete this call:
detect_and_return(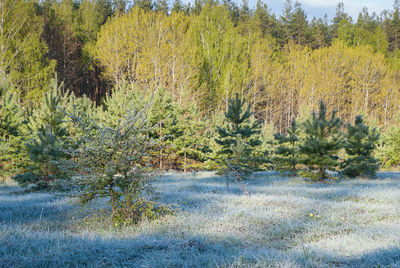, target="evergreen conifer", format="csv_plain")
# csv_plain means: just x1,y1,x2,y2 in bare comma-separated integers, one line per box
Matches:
15,77,69,187
379,127,400,168
341,115,380,177
215,93,262,187
274,119,301,174
64,91,160,221
175,103,209,172
0,74,25,180
148,88,180,170
300,101,343,180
